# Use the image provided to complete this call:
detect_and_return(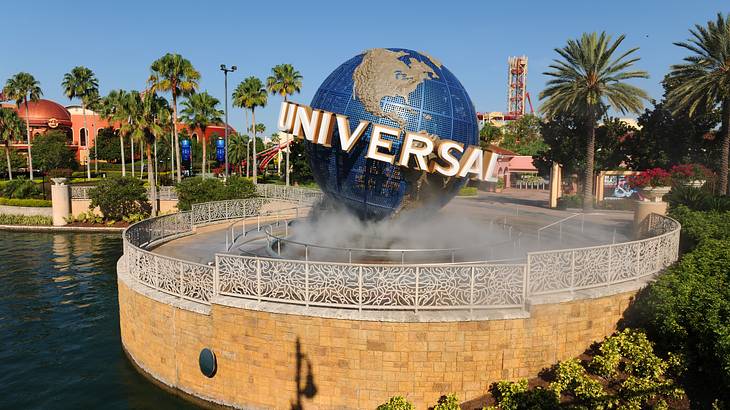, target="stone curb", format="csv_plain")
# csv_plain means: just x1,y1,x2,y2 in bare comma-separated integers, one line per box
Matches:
0,224,125,233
